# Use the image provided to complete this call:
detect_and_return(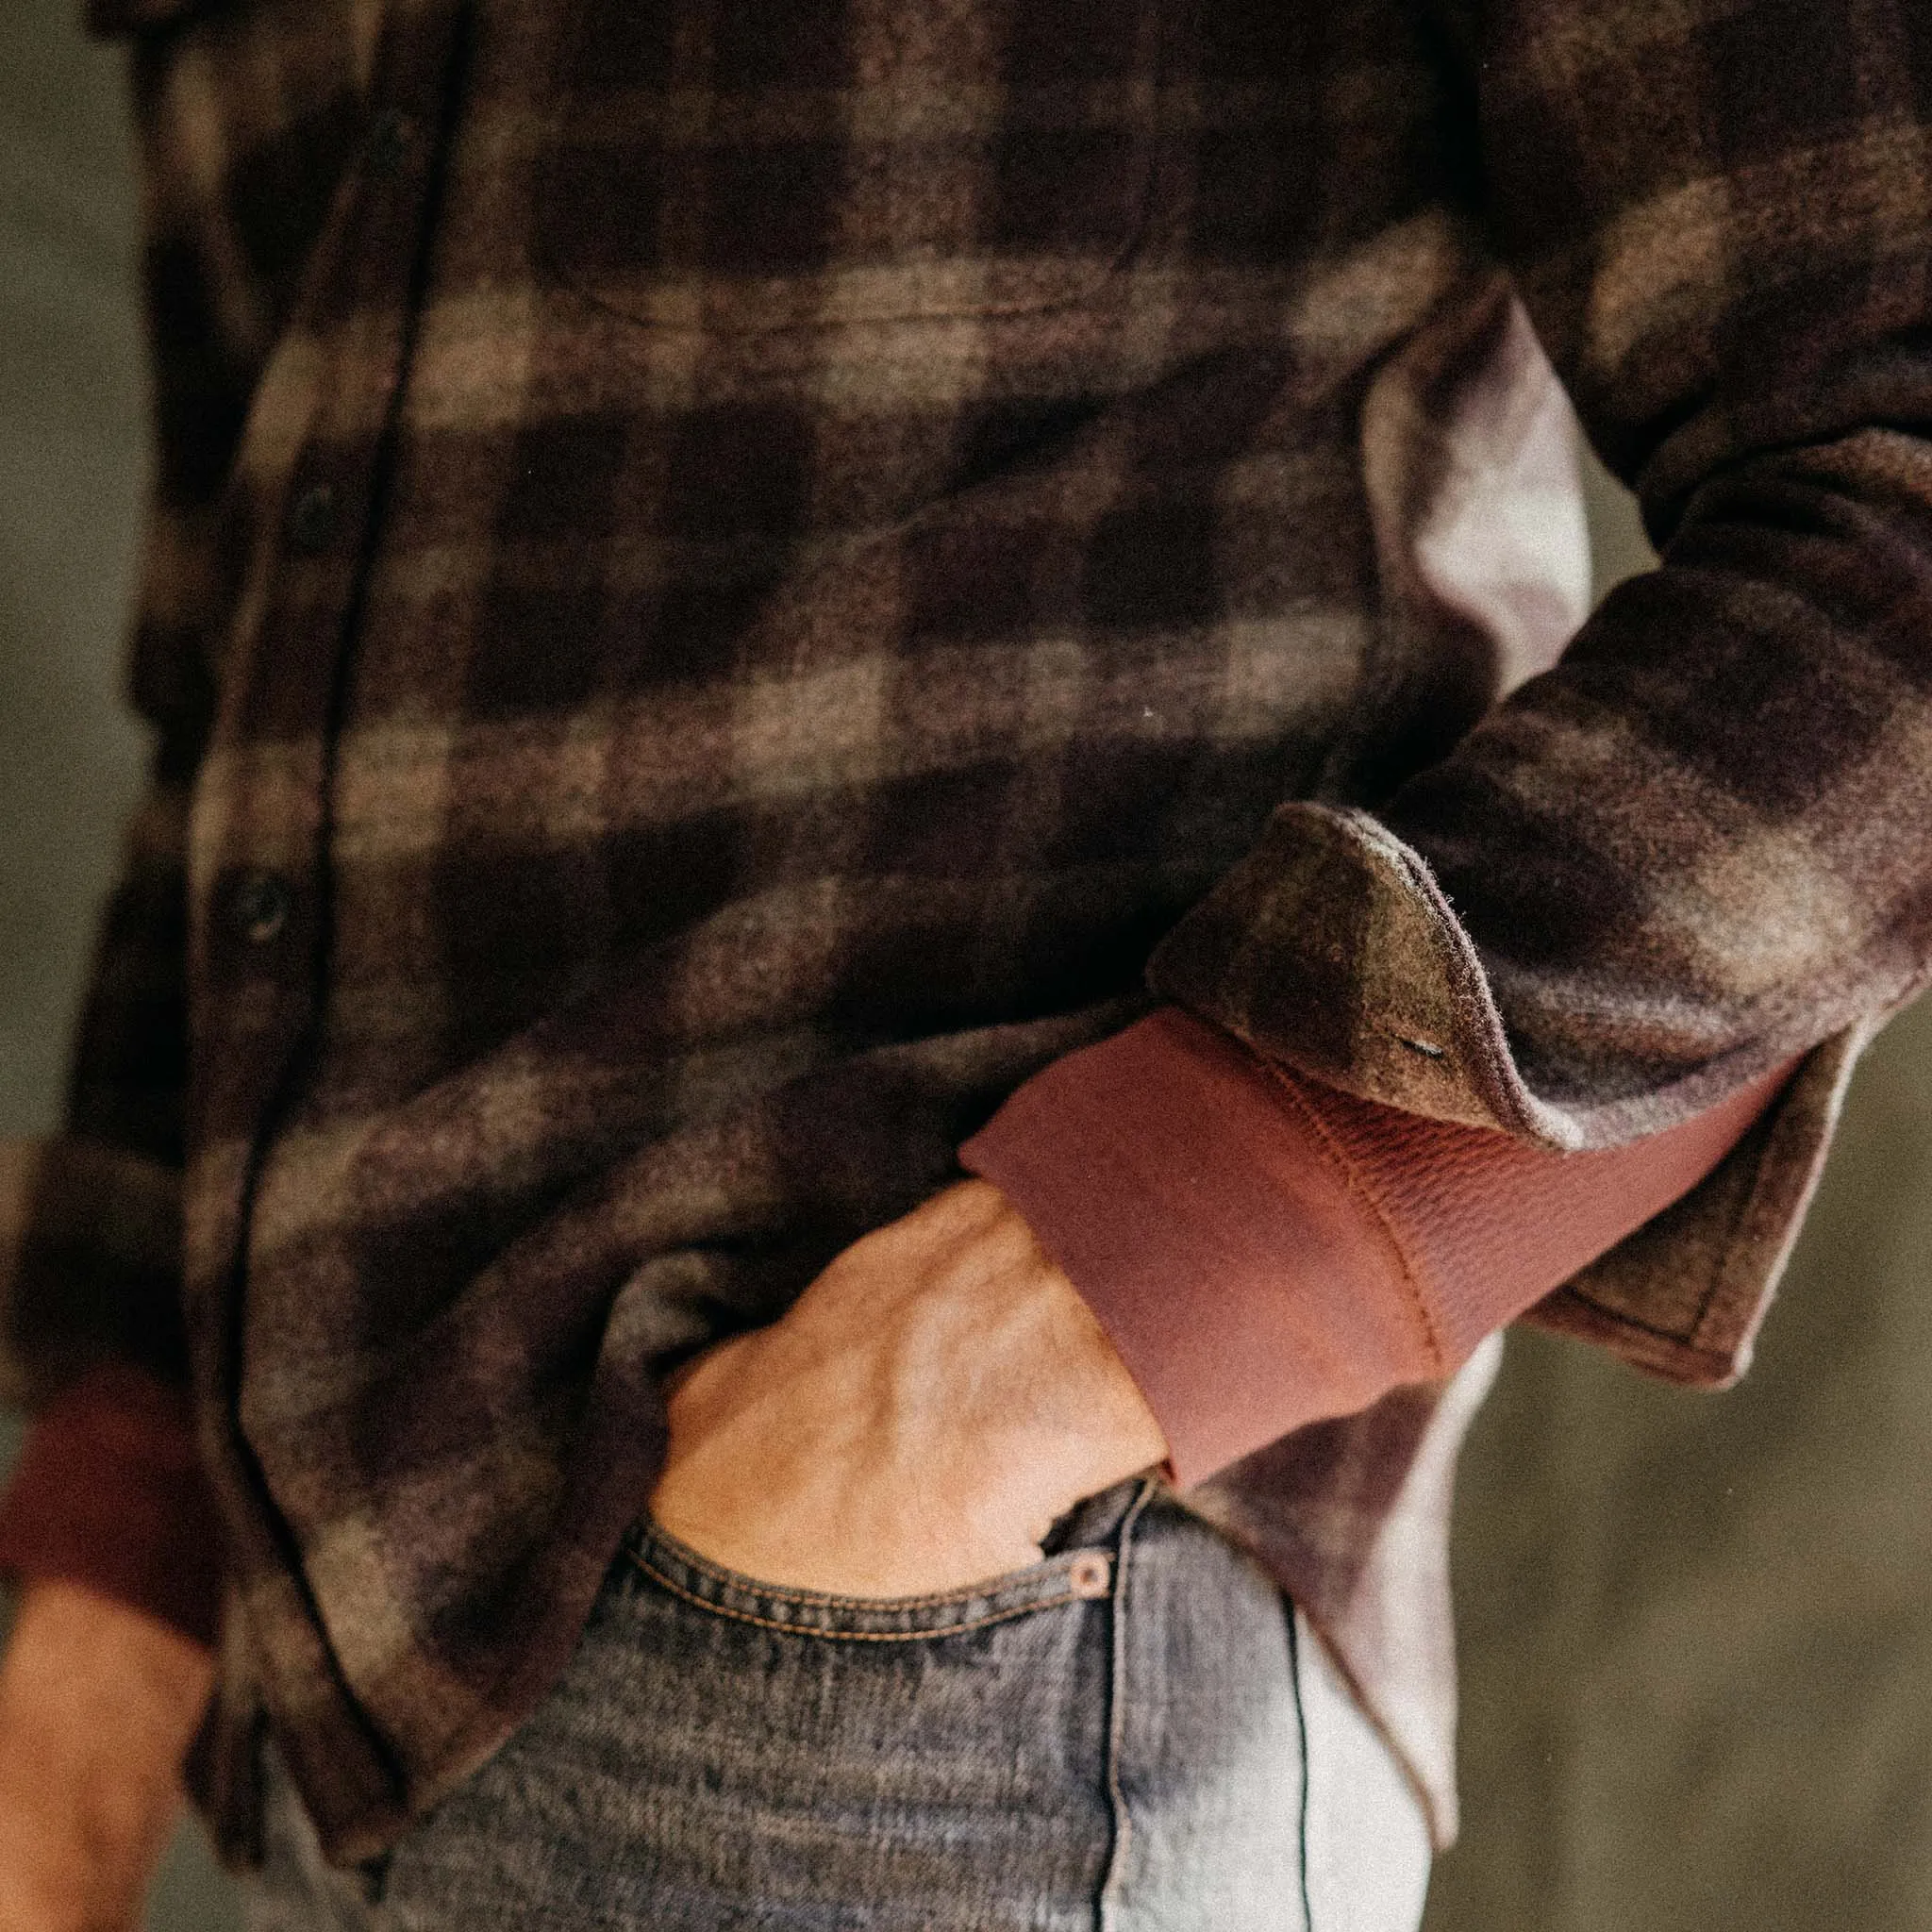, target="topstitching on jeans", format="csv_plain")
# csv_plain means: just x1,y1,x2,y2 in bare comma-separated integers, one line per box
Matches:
1096,1478,1158,1932
625,1518,1115,1640
1288,1607,1315,1932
